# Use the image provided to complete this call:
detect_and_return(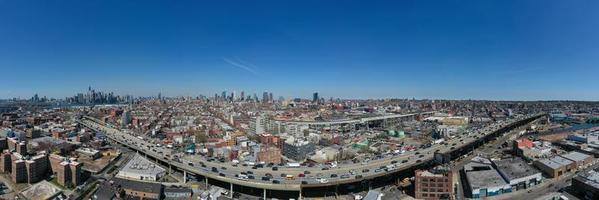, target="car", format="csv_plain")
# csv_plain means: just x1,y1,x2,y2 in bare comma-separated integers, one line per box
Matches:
330,174,338,178
298,173,305,177
280,173,287,177
391,160,398,164
304,170,311,174
416,160,422,163
272,180,280,184
211,167,218,172
419,155,424,158
247,171,253,174
340,174,350,179
362,169,370,173
401,160,408,163
355,175,363,179
301,181,308,184
415,152,420,155
322,167,329,170
375,169,382,173
265,173,273,178
221,167,227,170
248,175,255,179
272,167,278,171
219,173,225,177
262,177,270,181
